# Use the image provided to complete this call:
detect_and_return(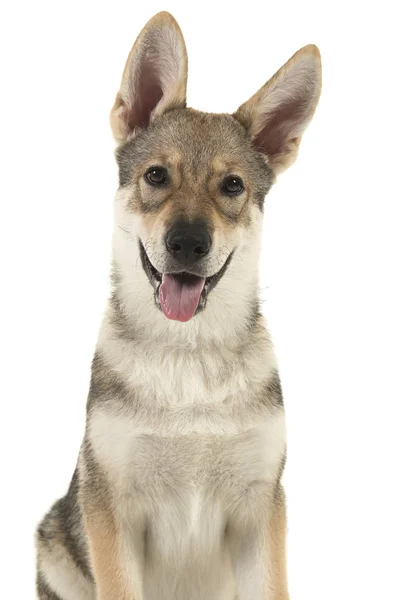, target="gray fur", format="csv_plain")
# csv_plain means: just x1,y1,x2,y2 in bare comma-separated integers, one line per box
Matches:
36,573,62,600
